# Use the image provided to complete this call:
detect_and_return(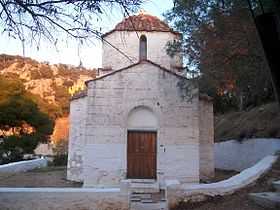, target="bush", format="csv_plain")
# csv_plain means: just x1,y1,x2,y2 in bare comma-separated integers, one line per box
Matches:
268,126,279,138
237,129,247,142
52,154,68,166
51,139,68,166
237,127,258,142
0,135,40,164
